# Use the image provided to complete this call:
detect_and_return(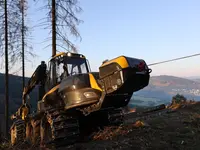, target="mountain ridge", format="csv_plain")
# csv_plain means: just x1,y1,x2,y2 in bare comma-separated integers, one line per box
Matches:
131,74,200,108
